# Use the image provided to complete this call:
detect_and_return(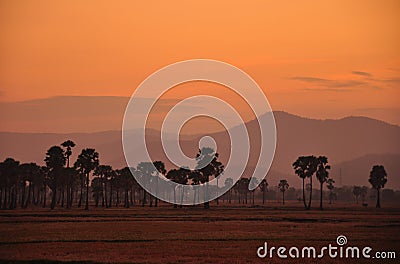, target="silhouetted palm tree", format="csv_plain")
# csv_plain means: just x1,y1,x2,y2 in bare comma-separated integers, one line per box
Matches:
368,165,387,208
108,169,117,207
165,167,190,208
45,146,66,210
166,168,180,208
153,161,166,207
316,156,330,210
75,165,85,208
189,170,201,205
293,156,318,210
177,167,189,207
236,178,250,205
112,171,122,207
0,158,20,209
61,140,75,208
65,167,78,207
278,179,289,205
61,140,75,168
94,165,113,207
259,179,268,205
195,147,224,209
19,163,40,208
41,166,49,208
137,162,156,207
117,167,134,208
74,148,99,210
249,177,259,206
